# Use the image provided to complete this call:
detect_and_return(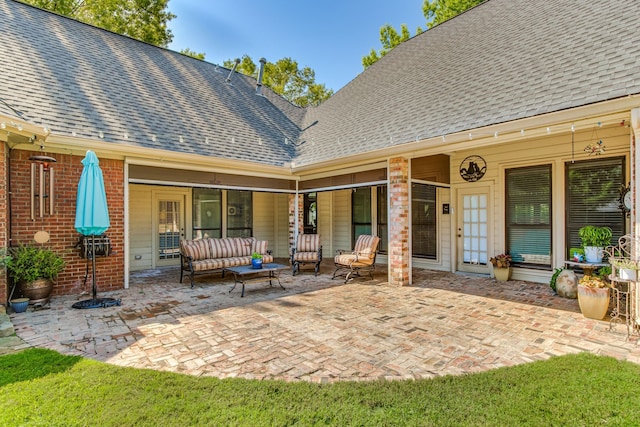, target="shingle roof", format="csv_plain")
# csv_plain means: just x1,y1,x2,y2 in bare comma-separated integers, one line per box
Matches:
0,0,304,167
2,0,639,171
294,0,640,166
